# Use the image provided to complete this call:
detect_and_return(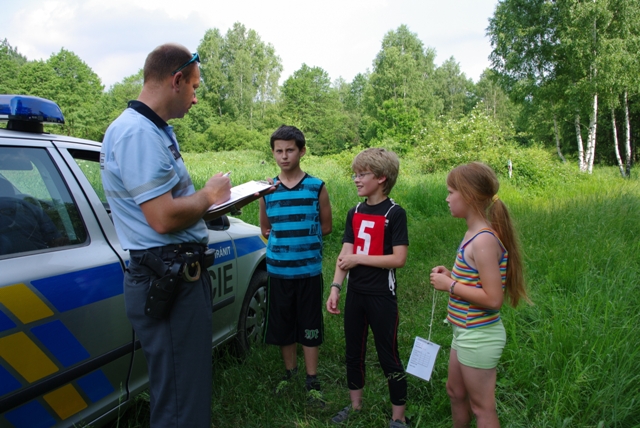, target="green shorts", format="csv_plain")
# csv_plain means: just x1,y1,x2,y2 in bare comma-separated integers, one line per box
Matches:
451,321,506,369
